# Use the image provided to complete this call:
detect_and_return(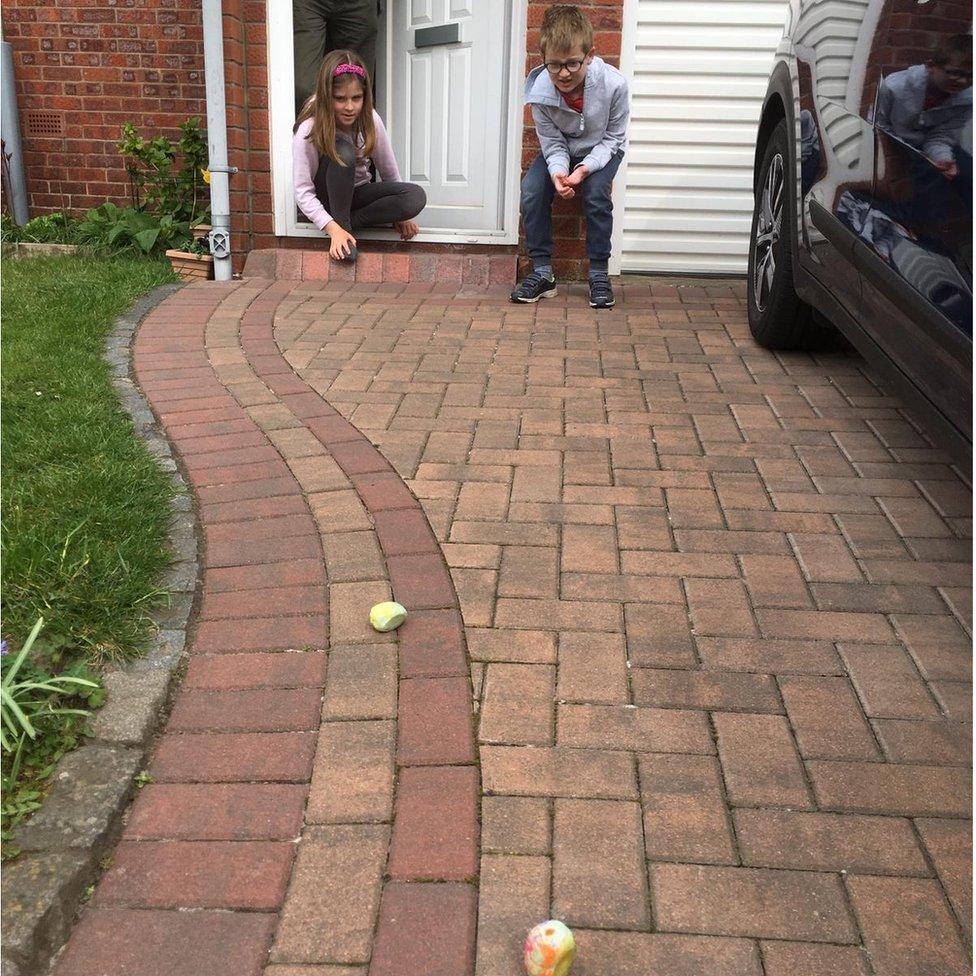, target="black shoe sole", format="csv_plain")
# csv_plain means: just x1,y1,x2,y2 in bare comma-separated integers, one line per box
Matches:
589,297,615,308
511,287,558,304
